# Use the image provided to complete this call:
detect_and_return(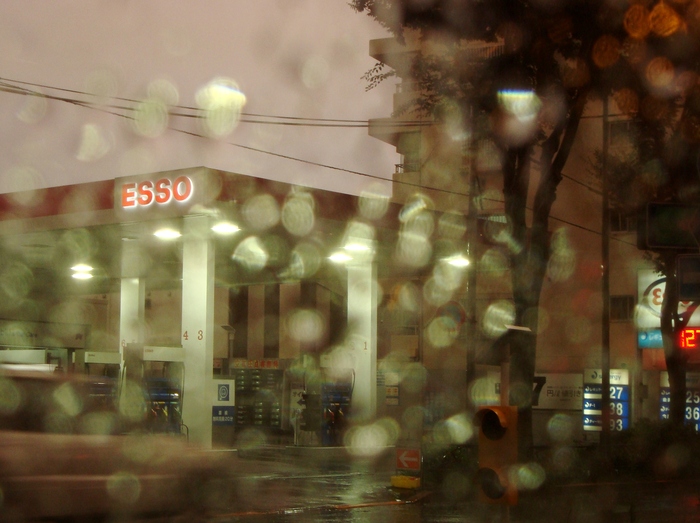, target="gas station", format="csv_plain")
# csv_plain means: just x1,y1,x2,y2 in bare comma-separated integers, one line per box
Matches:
0,166,425,448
